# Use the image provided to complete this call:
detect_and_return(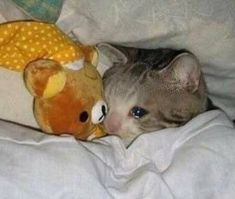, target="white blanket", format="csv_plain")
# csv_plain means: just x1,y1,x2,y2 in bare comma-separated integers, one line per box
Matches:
0,110,234,199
